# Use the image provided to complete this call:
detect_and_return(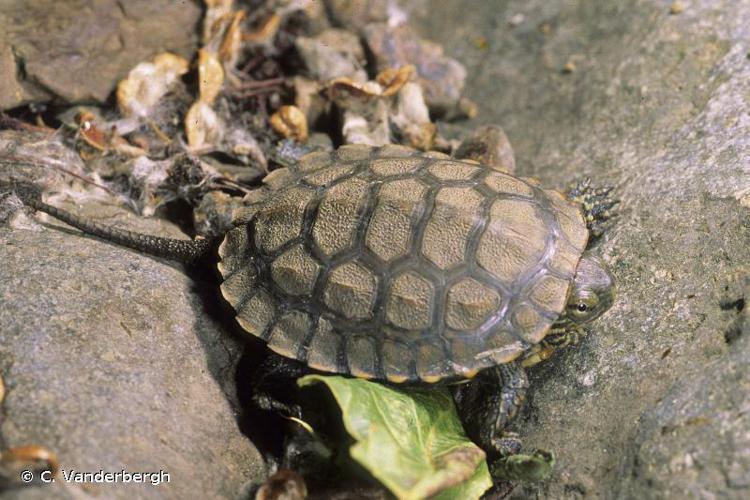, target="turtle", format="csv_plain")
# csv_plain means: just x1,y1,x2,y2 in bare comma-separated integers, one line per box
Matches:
7,143,615,480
